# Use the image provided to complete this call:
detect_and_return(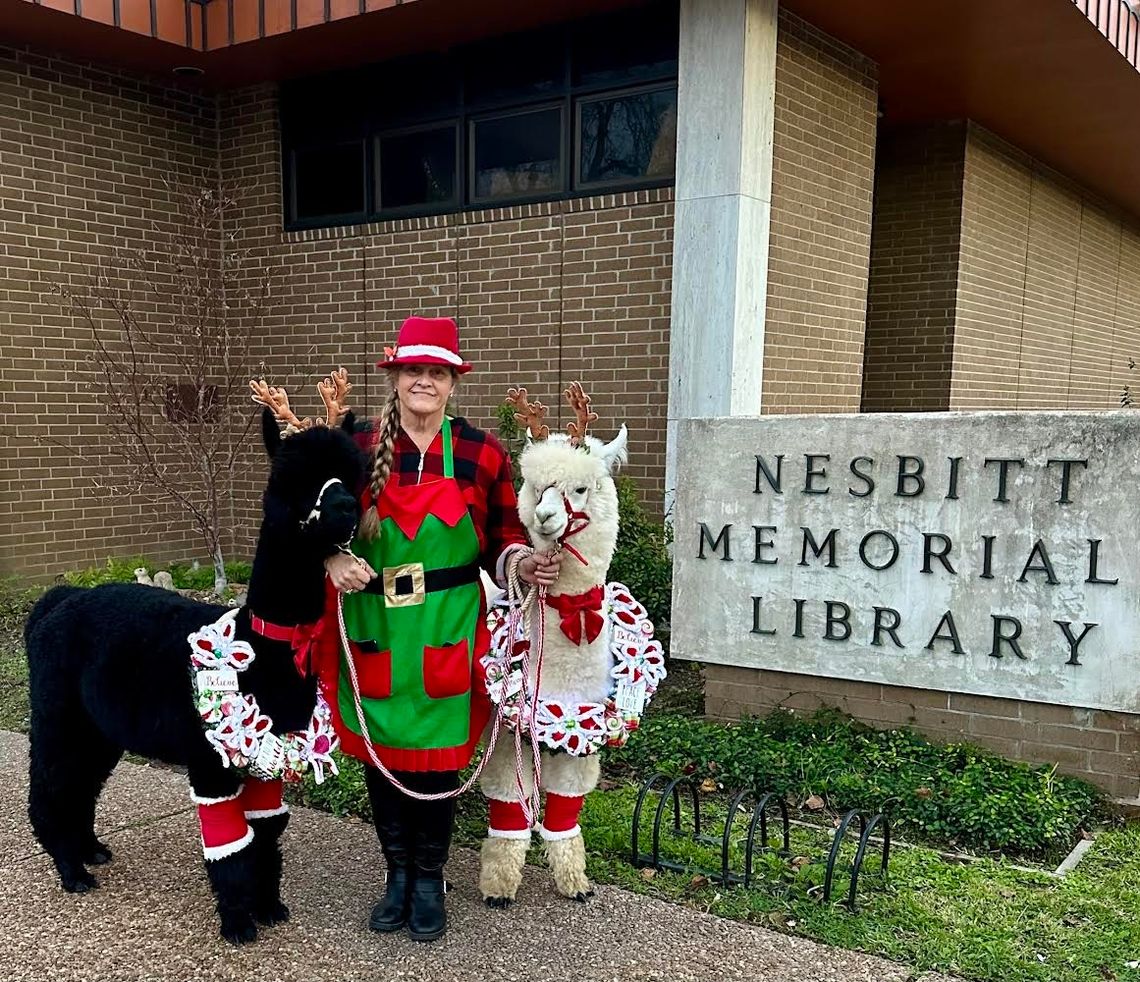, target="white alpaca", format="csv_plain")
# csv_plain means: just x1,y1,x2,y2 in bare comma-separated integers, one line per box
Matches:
478,384,665,906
